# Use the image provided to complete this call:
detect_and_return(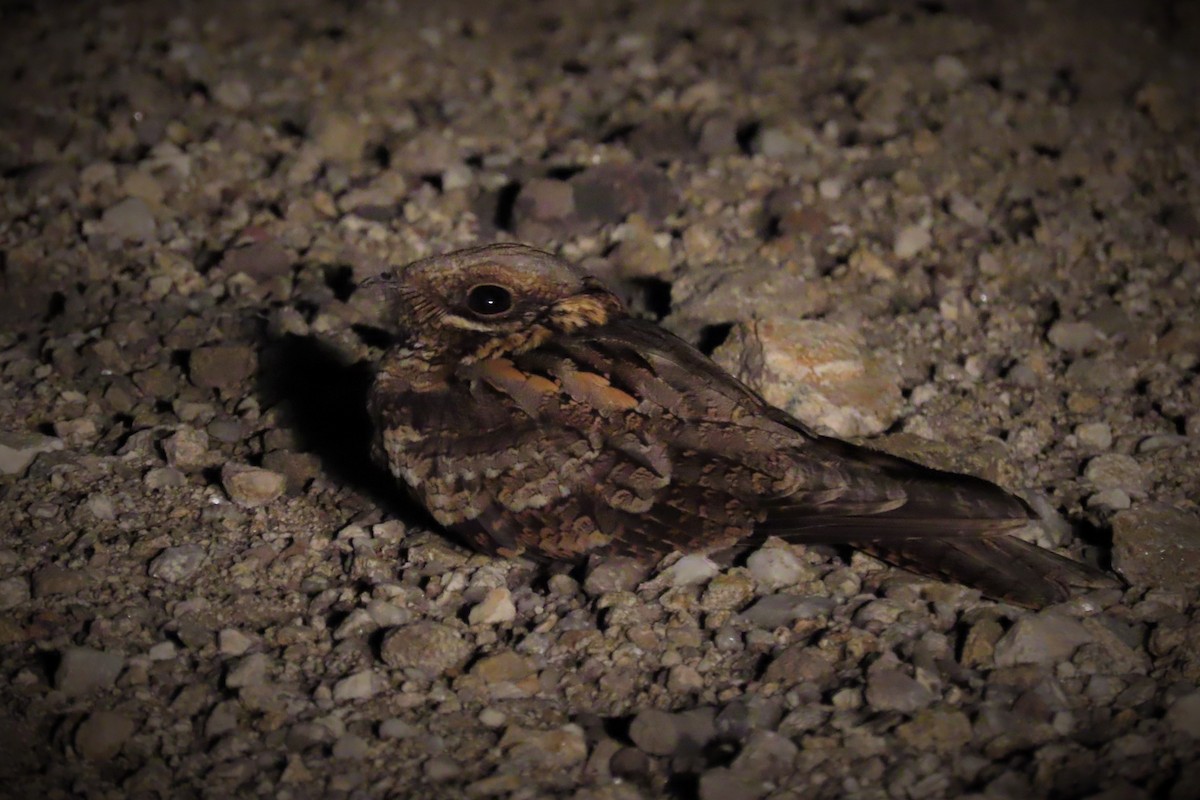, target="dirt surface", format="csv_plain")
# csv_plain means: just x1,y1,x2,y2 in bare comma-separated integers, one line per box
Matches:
2,1,1199,798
